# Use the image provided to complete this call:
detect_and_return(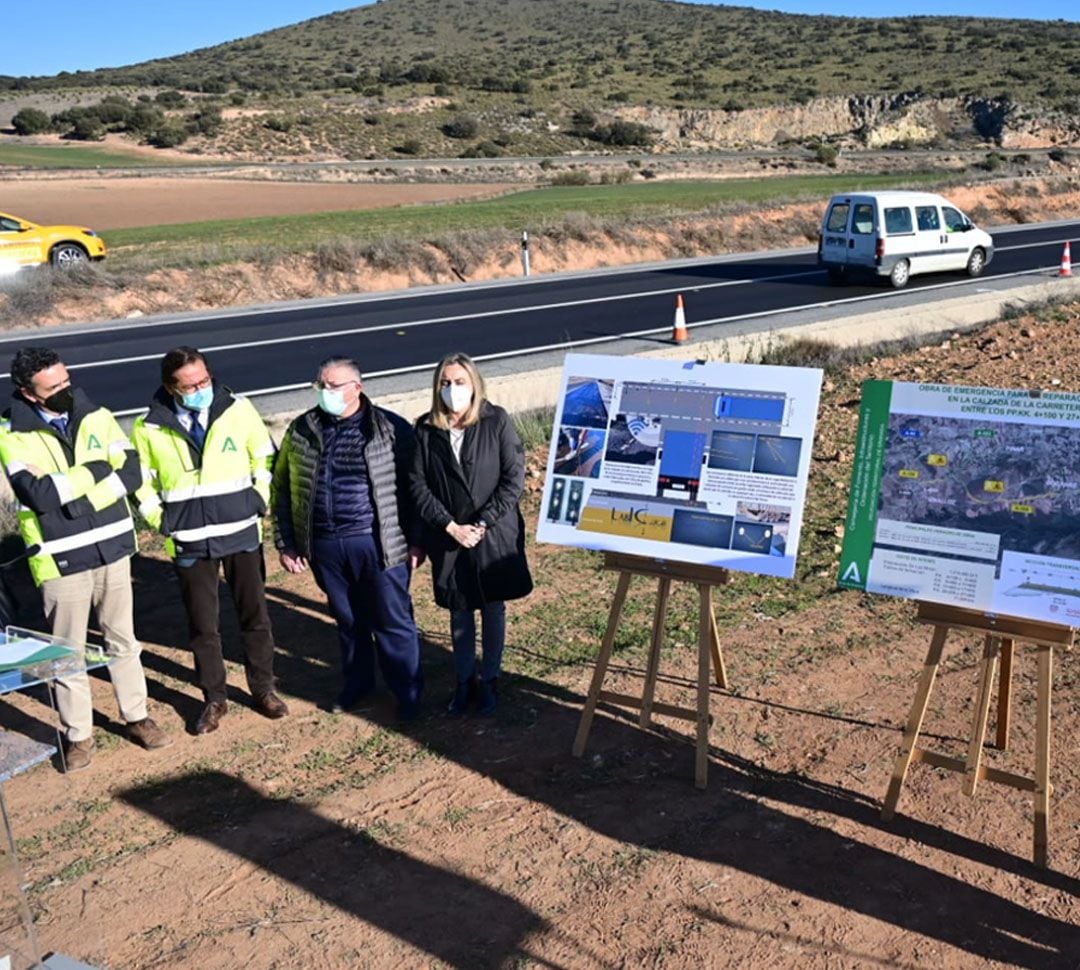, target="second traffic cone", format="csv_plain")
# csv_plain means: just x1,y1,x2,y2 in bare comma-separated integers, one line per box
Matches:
1060,241,1073,278
672,293,689,343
